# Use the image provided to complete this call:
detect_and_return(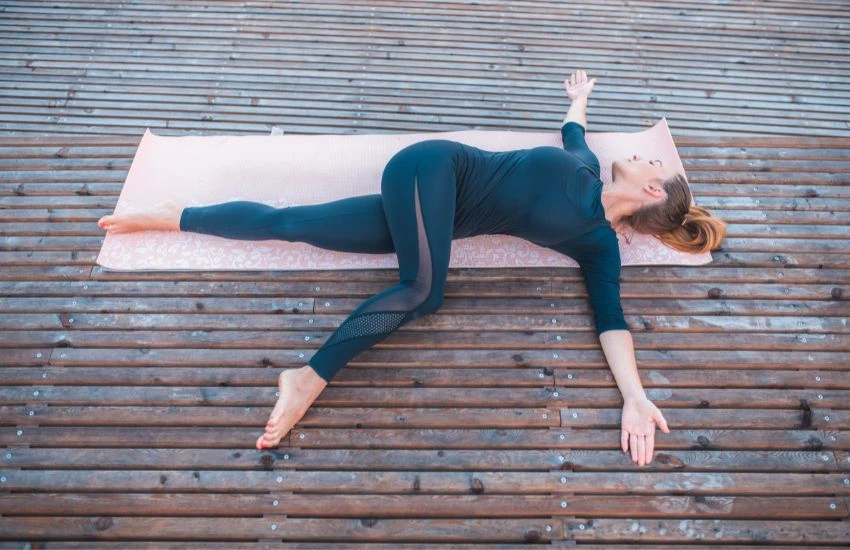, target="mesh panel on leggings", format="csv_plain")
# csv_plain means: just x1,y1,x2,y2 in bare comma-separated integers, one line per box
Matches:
323,311,407,348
